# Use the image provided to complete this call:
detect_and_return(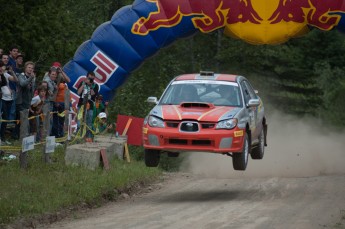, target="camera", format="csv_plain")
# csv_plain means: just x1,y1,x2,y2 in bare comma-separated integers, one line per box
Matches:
89,78,94,83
